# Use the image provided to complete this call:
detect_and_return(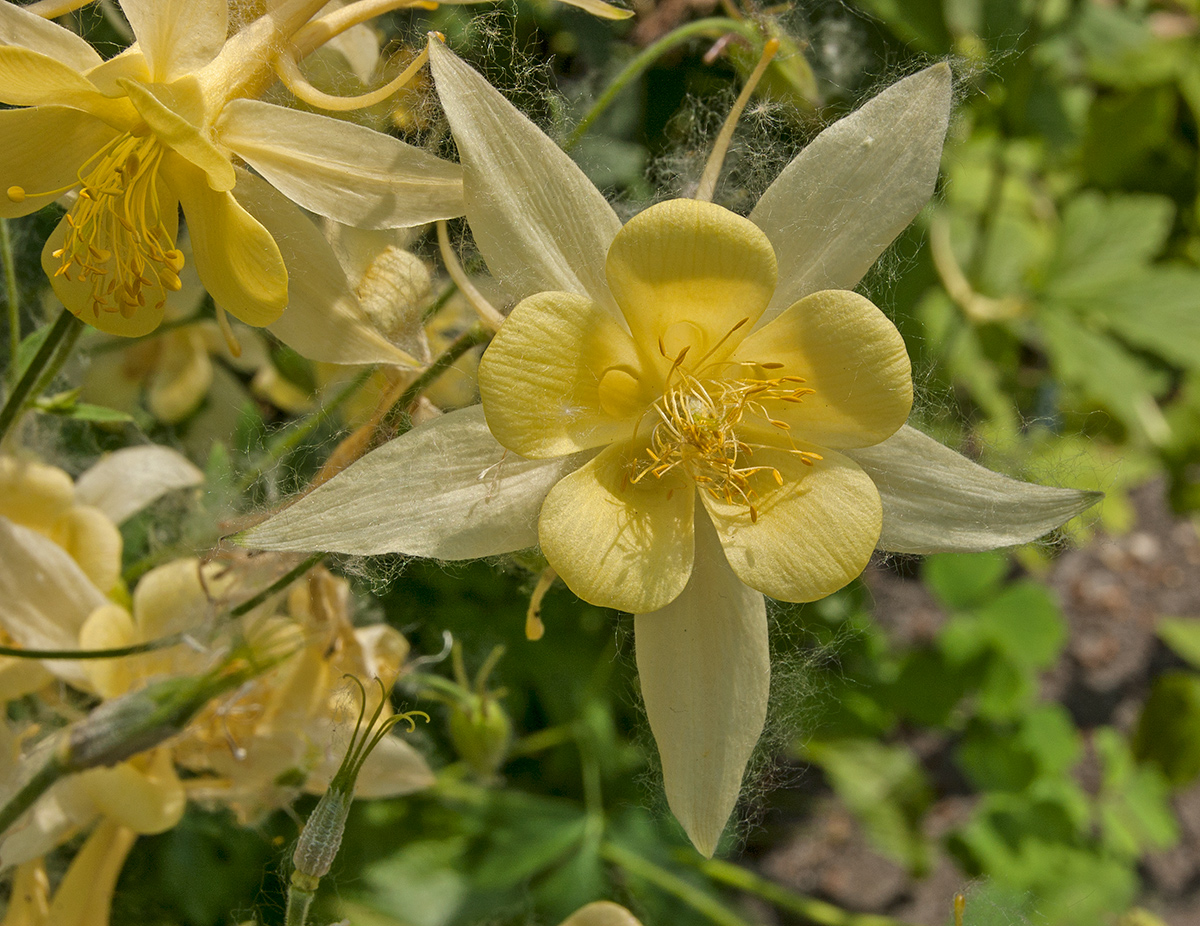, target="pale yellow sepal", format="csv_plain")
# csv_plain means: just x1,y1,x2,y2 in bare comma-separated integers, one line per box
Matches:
119,0,228,82
0,0,102,72
635,511,768,857
559,903,644,926
539,442,695,614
